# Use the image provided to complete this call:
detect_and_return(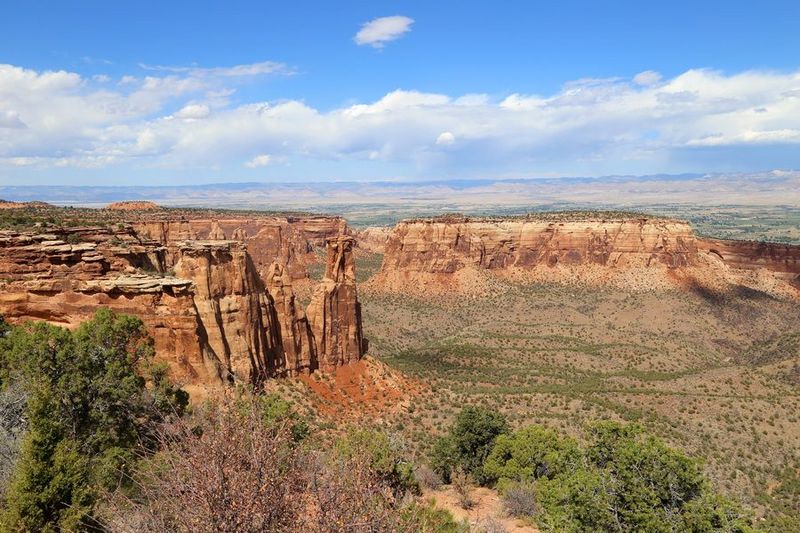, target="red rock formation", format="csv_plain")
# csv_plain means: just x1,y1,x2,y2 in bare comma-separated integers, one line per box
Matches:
265,262,314,375
698,238,800,283
208,221,227,240
0,221,366,386
380,217,700,273
0,228,218,383
307,237,367,371
373,215,800,294
354,227,392,254
170,240,283,383
133,216,344,280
